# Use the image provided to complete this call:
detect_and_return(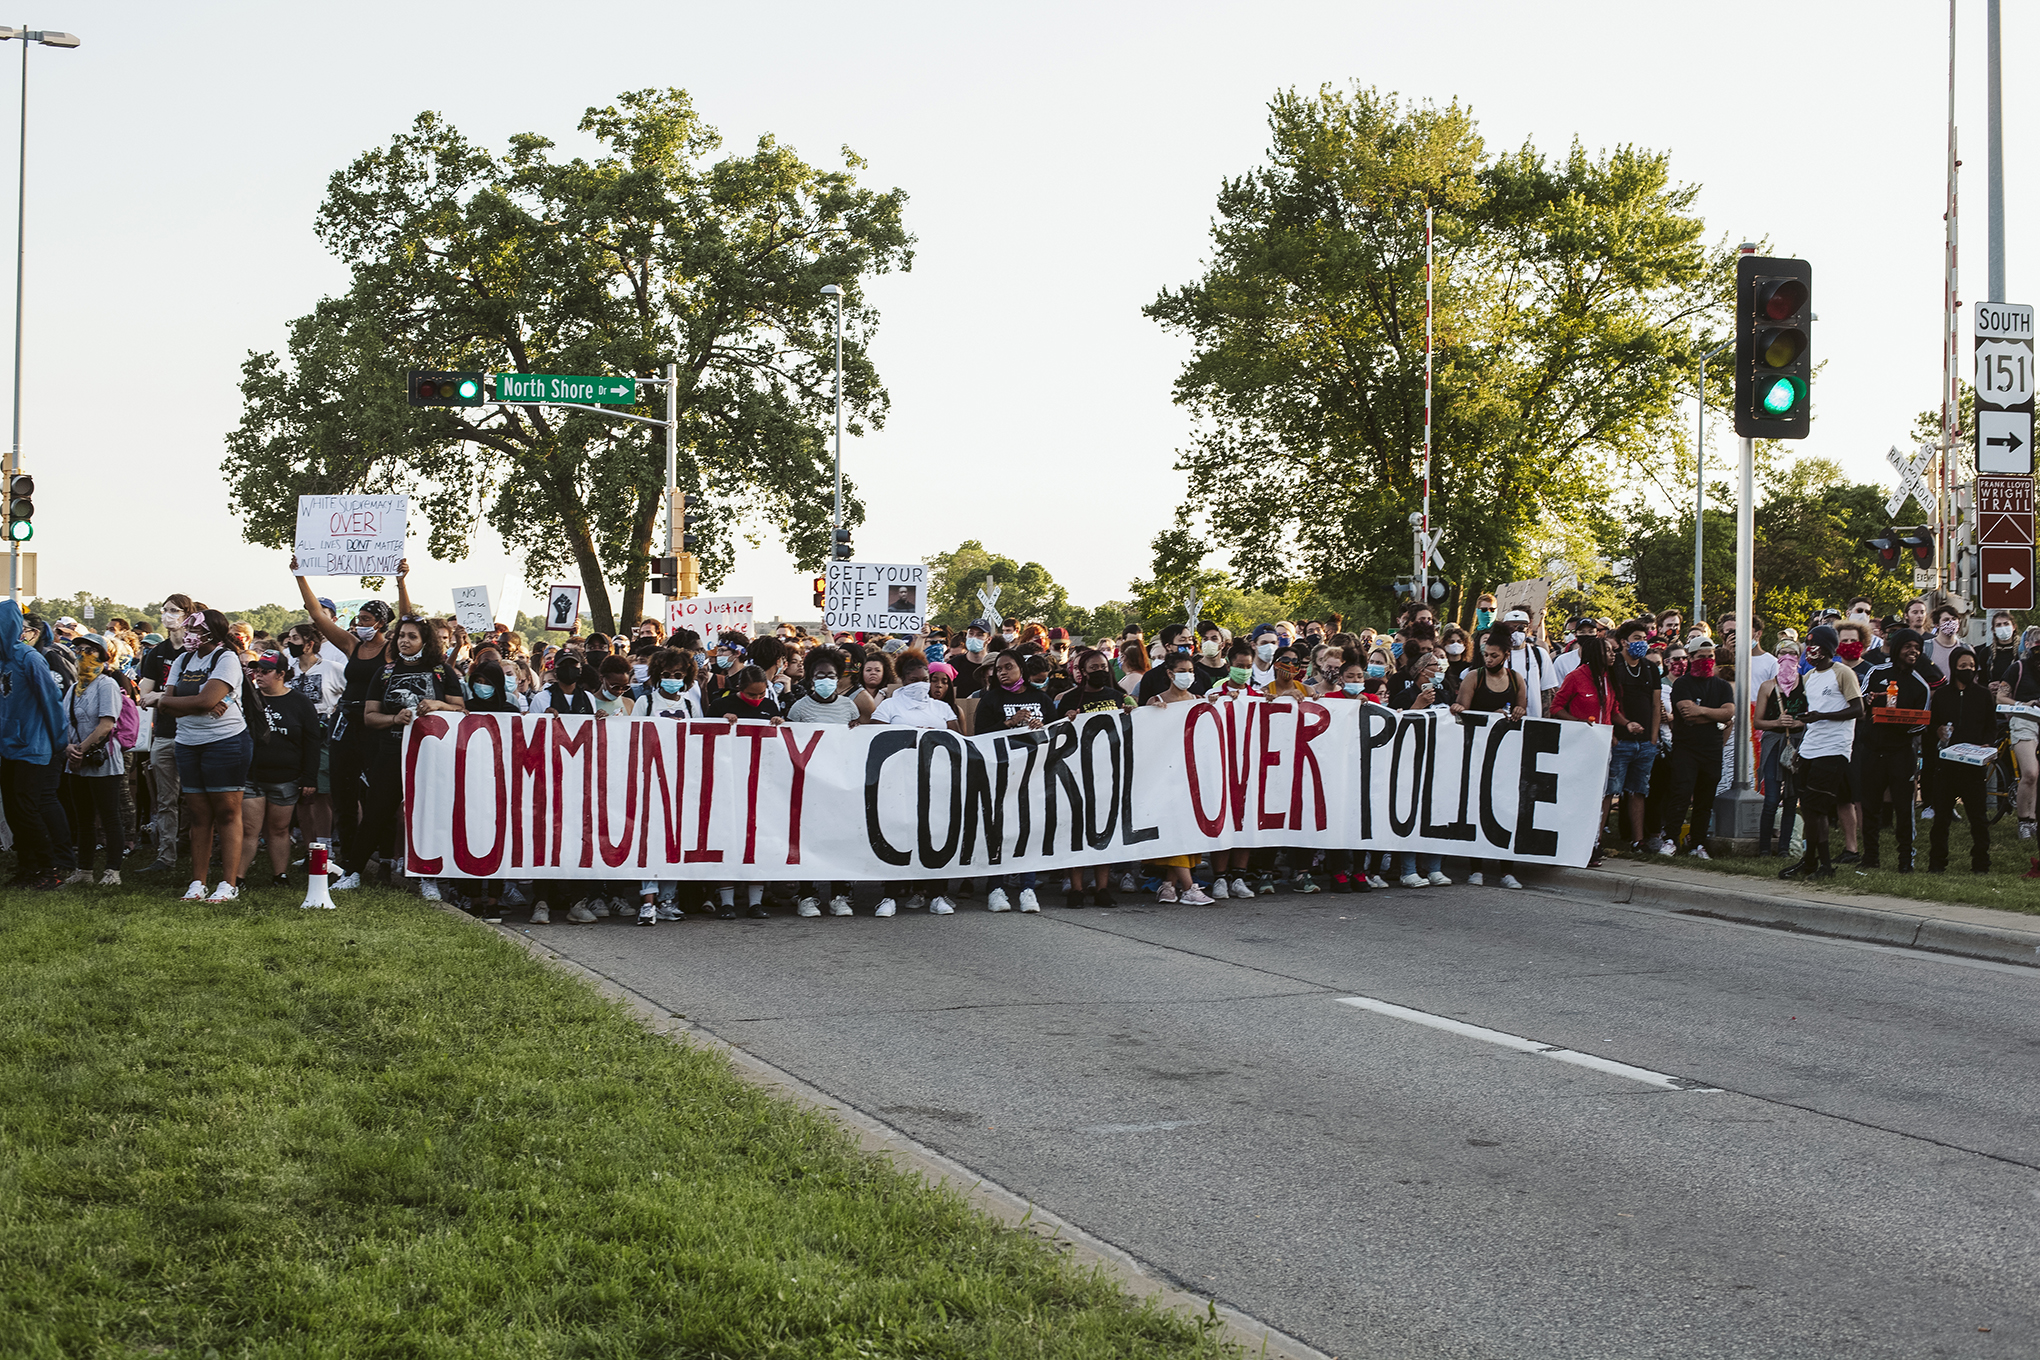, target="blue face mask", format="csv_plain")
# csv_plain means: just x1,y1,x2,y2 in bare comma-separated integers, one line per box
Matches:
1476,609,1494,628
1366,664,1386,679
926,644,946,663
658,678,686,696
810,676,838,699
1626,639,1649,659
1342,681,1363,697
1028,679,1047,690
1389,641,1403,659
471,683,496,699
